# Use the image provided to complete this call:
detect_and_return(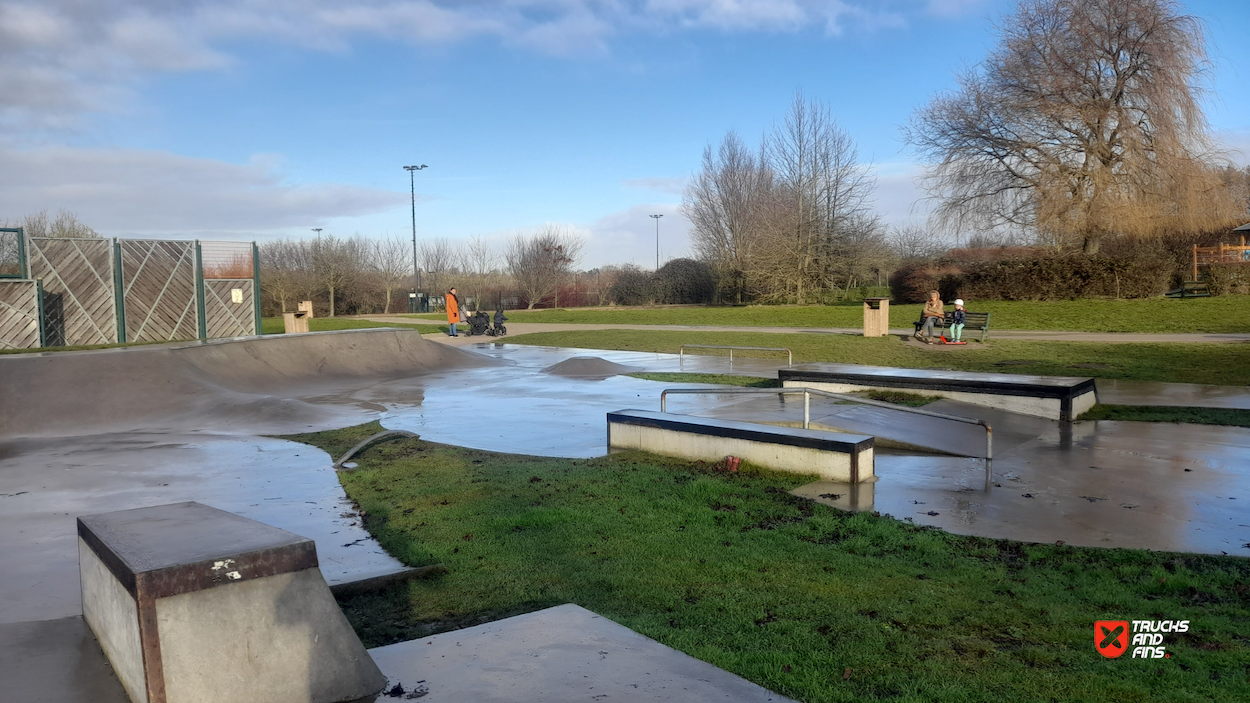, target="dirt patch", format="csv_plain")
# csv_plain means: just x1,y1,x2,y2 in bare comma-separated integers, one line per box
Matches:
540,356,640,380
